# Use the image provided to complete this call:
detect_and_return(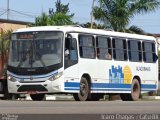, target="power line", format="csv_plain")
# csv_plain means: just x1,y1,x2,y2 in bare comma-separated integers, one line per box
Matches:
11,9,36,18
0,0,39,20
0,9,38,20
0,8,40,15
0,11,7,17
